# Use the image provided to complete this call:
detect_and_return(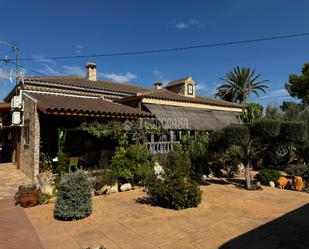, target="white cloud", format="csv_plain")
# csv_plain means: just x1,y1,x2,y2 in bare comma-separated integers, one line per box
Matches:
196,82,207,91
38,64,60,75
173,19,203,29
260,89,289,99
152,69,170,85
75,44,83,53
100,72,137,83
152,69,165,79
32,55,56,64
62,65,84,76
